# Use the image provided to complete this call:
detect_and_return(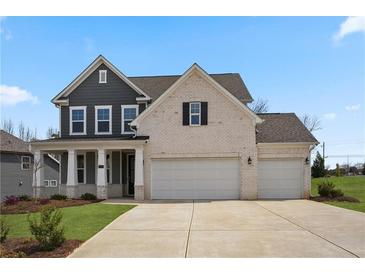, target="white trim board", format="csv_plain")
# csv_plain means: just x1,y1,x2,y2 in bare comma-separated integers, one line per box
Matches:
131,63,262,127
52,55,151,104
